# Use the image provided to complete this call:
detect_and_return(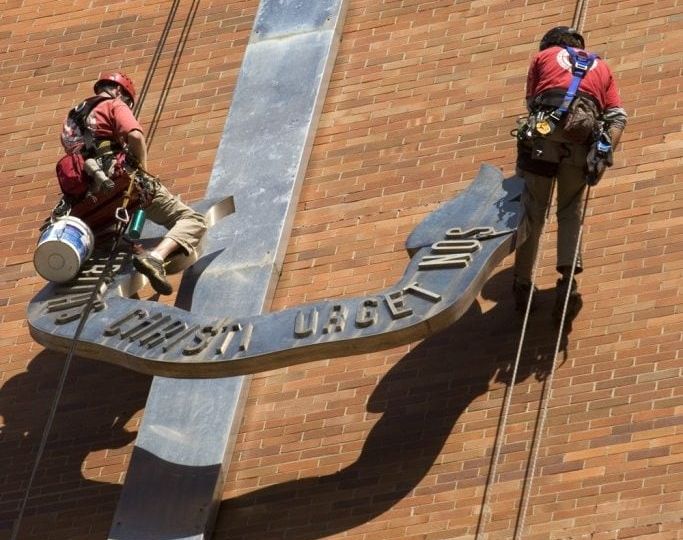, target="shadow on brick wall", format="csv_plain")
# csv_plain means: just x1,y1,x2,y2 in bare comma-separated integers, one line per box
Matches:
0,351,151,540
215,268,568,540
0,269,571,540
